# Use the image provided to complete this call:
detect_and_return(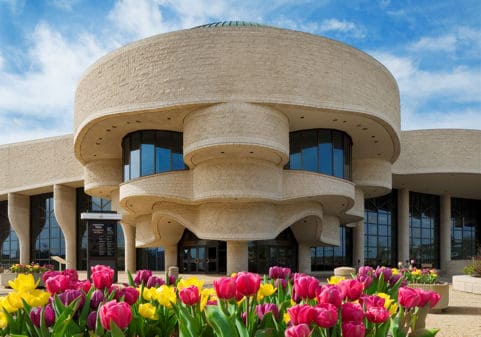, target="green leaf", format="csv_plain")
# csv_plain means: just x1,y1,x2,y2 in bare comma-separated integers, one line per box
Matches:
110,321,126,337
205,306,239,337
409,328,440,337
127,270,135,287
79,286,95,329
